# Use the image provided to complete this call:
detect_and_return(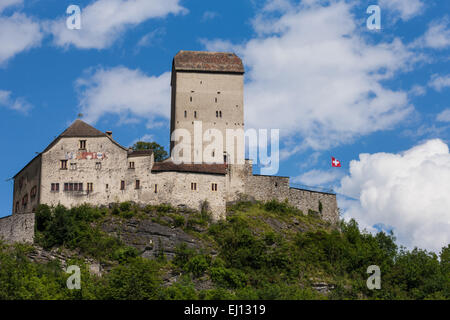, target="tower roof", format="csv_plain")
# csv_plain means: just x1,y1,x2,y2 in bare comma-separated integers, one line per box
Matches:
173,51,244,74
